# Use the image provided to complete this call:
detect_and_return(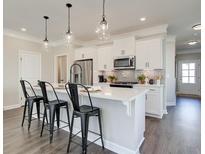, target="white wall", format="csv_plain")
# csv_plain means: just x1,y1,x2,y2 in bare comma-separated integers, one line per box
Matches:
3,35,53,109
176,52,201,61
176,48,201,55
165,37,176,106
